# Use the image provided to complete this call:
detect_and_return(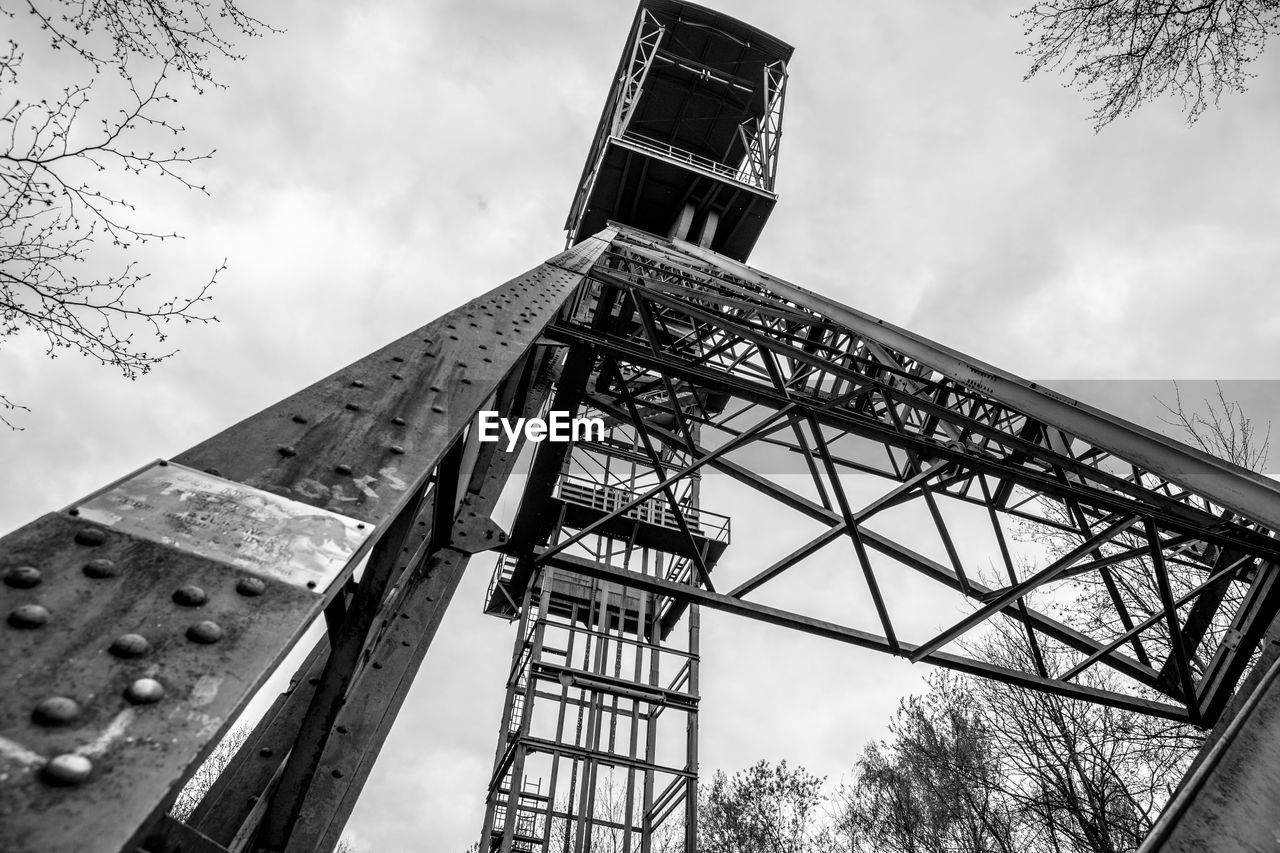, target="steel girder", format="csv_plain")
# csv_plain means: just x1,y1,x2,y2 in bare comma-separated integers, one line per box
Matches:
1,221,1278,851
523,223,1280,732
0,234,613,853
